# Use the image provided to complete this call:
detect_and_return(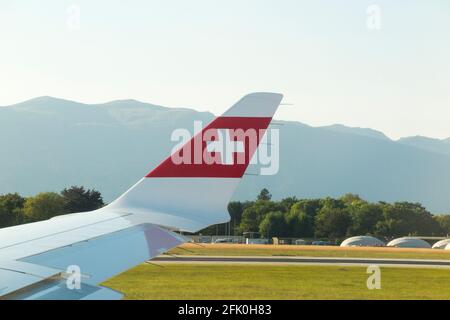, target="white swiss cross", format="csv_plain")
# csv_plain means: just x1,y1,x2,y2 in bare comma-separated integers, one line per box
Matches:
206,129,244,165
